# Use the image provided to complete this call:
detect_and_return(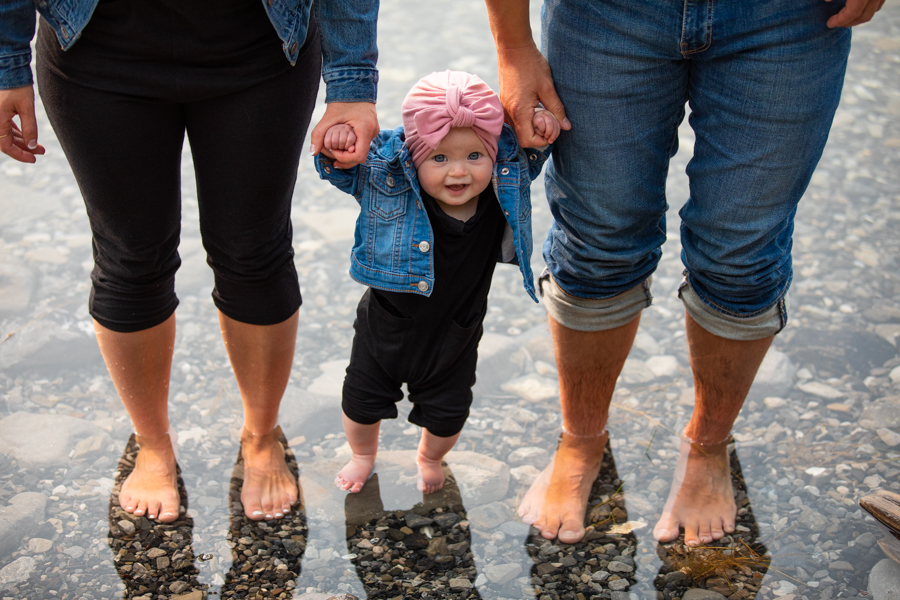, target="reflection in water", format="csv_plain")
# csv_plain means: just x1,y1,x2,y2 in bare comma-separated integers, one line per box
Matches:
108,433,307,599
222,432,306,598
107,435,204,598
343,467,483,599
523,441,639,598
655,446,770,599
